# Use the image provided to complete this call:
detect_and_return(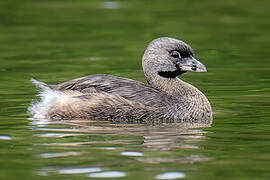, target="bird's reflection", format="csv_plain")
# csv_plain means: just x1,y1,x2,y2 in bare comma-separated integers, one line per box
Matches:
30,118,211,151
30,118,212,177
